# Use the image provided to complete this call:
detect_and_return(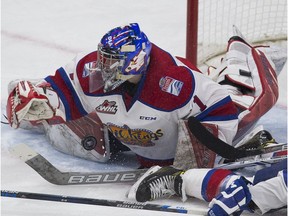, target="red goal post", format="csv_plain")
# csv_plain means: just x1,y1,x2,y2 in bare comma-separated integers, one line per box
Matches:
186,0,287,66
